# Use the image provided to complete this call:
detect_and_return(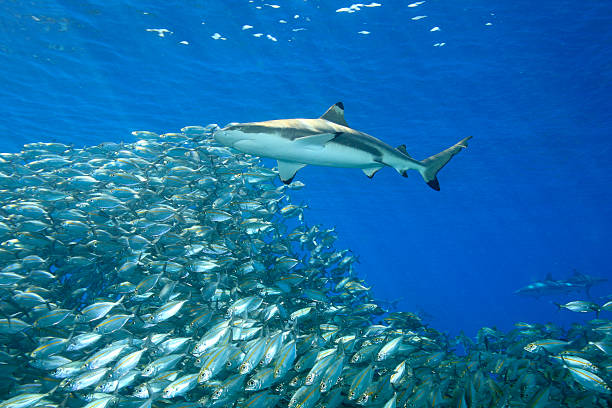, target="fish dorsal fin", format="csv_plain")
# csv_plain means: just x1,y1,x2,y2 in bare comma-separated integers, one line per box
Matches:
320,102,349,127
545,273,553,281
277,160,307,184
396,144,411,158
